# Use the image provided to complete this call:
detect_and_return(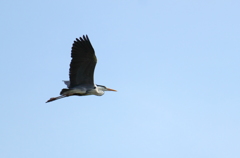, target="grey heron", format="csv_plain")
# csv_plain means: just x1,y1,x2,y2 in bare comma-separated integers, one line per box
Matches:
46,35,116,103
